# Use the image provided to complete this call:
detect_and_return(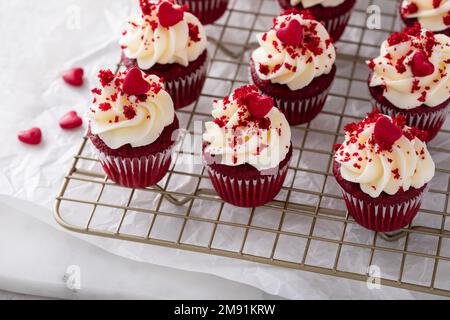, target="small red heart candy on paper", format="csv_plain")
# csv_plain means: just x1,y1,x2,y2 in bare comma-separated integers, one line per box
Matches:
411,50,435,77
122,67,151,96
246,92,274,119
276,19,303,47
157,1,184,28
18,127,42,145
60,111,83,130
374,116,403,151
62,67,84,87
